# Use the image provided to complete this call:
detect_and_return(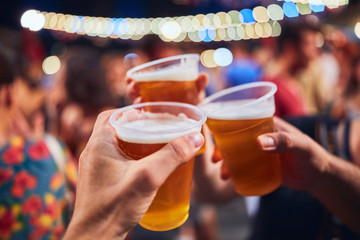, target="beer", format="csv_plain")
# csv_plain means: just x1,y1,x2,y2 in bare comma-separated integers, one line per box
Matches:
200,82,281,196
110,102,206,231
136,80,198,104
